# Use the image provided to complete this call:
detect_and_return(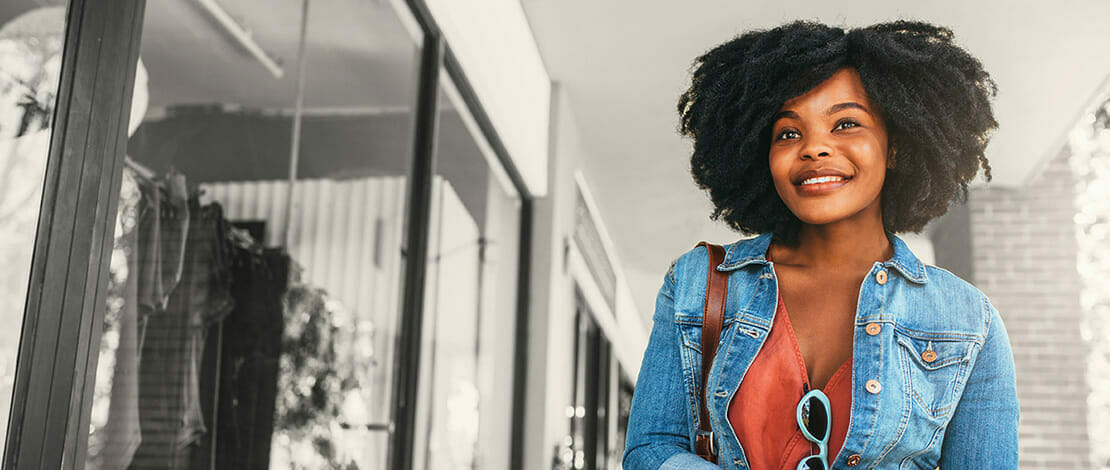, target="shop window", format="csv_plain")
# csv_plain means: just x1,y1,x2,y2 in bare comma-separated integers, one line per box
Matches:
0,1,70,456
409,74,523,470
612,371,634,468
83,1,421,469
562,303,624,470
